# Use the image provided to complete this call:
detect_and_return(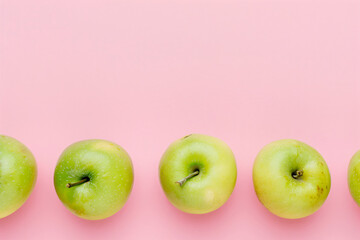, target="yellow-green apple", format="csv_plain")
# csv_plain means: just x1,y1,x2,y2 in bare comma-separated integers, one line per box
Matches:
0,135,37,219
348,150,360,206
253,139,331,219
54,139,133,220
159,134,237,214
